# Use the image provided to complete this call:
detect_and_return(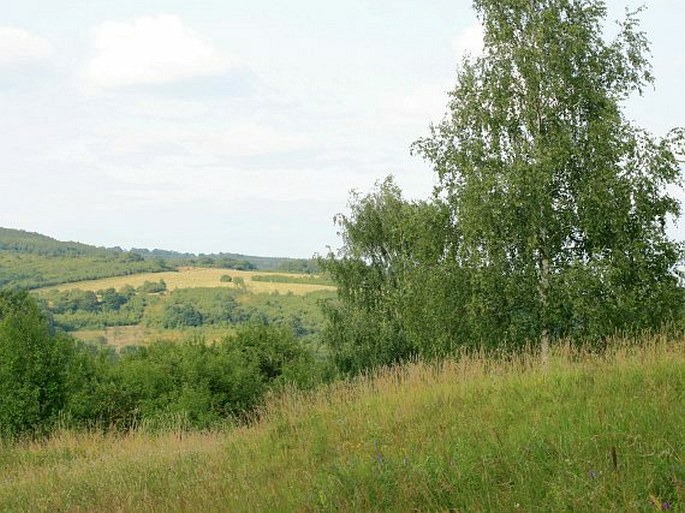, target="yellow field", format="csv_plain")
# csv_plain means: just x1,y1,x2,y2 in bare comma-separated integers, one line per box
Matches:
73,325,235,349
37,267,336,296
